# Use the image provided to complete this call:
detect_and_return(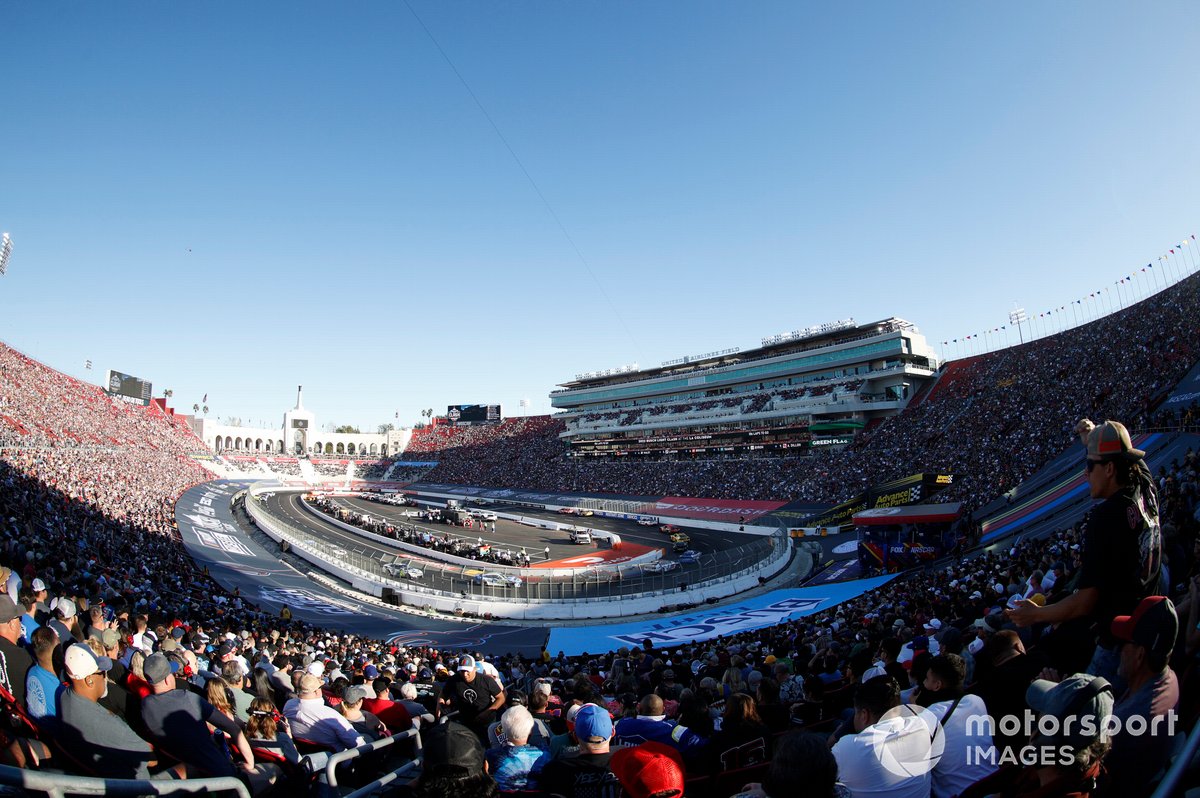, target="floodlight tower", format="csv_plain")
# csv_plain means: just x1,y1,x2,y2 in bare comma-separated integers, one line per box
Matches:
1009,306,1028,344
0,233,12,275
